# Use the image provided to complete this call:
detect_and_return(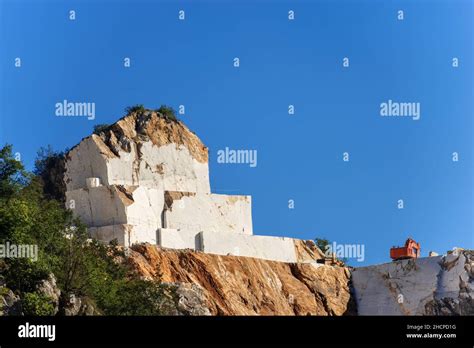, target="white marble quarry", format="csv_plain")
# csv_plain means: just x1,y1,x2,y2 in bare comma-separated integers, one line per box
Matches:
88,225,130,246
66,185,163,229
65,136,109,191
157,227,325,264
89,223,157,246
65,136,210,193
351,254,473,315
107,142,211,193
198,231,298,263
157,228,198,250
164,192,253,235
64,111,324,264
435,253,471,300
